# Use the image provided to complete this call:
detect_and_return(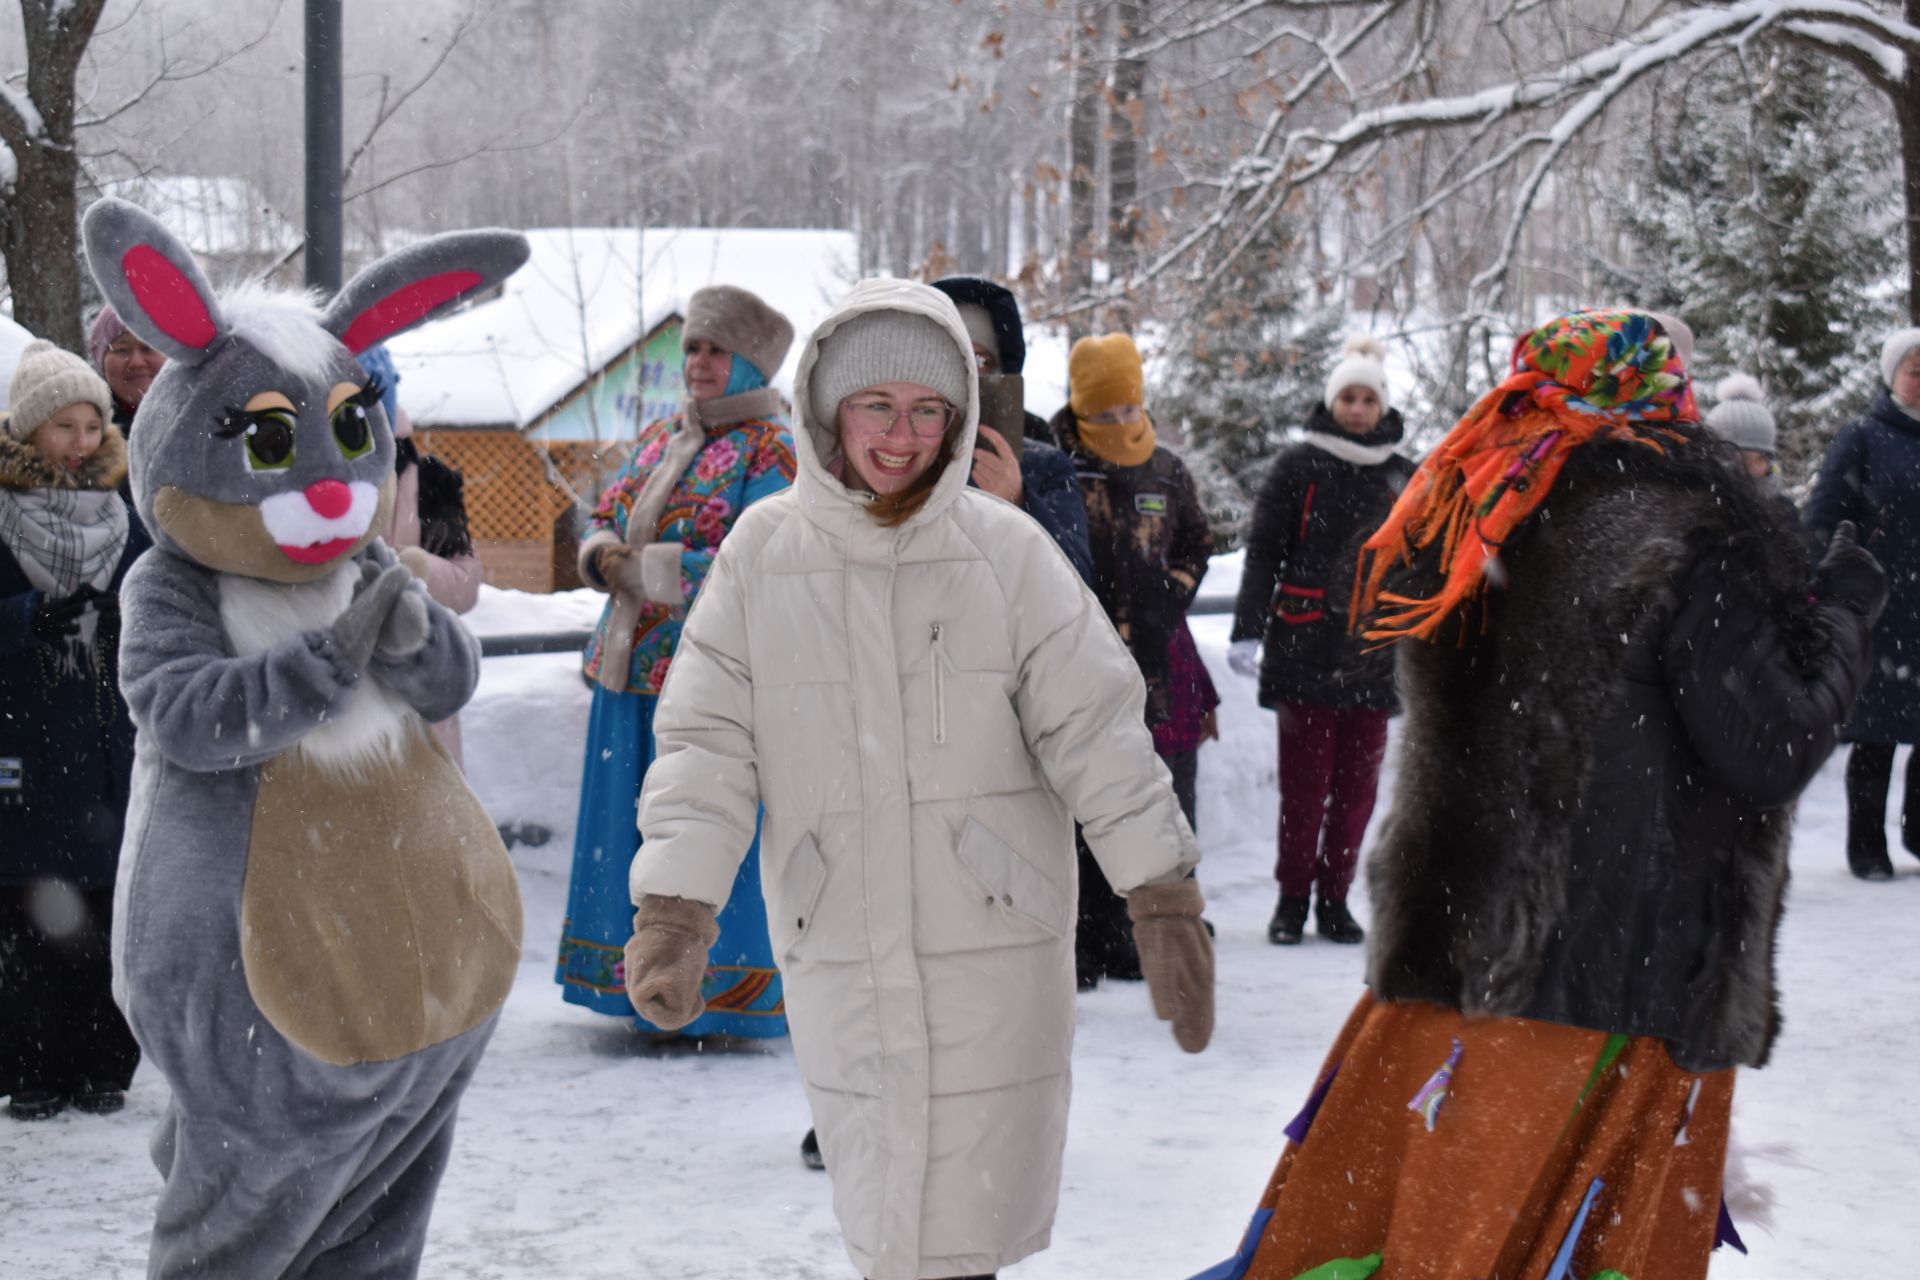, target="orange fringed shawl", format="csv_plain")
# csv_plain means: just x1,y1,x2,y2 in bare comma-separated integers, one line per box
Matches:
1353,310,1698,644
